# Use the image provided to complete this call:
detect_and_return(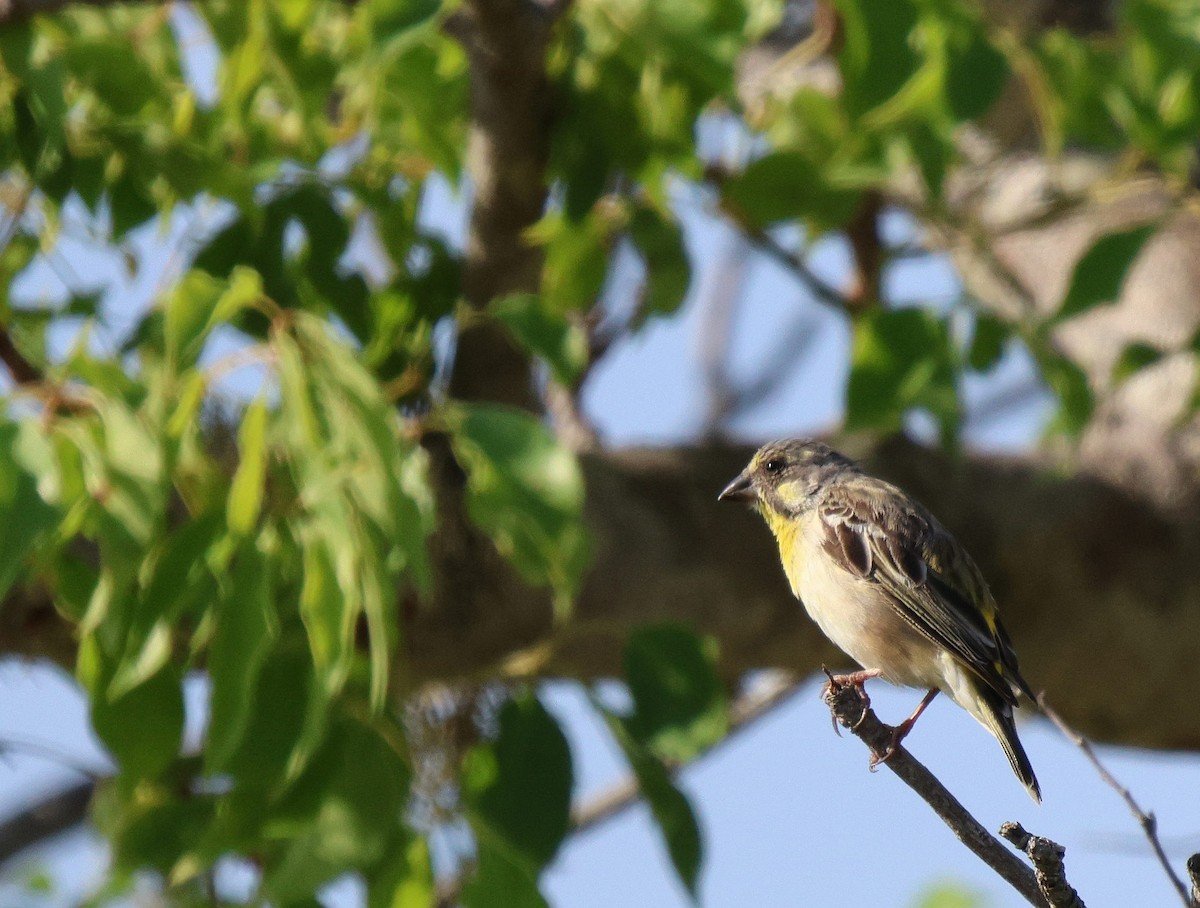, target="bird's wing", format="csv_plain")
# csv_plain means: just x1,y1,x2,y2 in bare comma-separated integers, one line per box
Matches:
817,476,1026,703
